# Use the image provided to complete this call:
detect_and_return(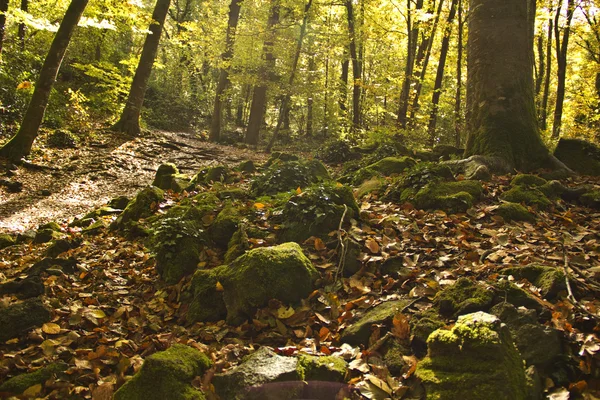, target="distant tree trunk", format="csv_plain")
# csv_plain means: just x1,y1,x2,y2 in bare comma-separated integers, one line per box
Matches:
465,0,552,171
0,0,89,161
540,14,553,130
409,0,444,126
209,0,242,142
454,0,463,147
245,2,280,145
551,0,574,139
535,35,544,97
346,0,361,130
112,0,171,136
427,0,458,144
0,0,9,56
339,55,349,113
18,0,27,50
306,44,316,137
